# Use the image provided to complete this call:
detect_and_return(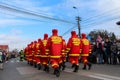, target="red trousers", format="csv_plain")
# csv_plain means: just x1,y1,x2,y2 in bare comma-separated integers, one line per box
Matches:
50,58,61,69
69,56,79,65
41,57,49,65
35,57,41,64
81,56,88,64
